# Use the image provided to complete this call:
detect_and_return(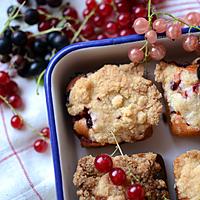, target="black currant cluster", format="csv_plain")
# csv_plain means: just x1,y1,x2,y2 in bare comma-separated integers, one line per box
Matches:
0,0,69,78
